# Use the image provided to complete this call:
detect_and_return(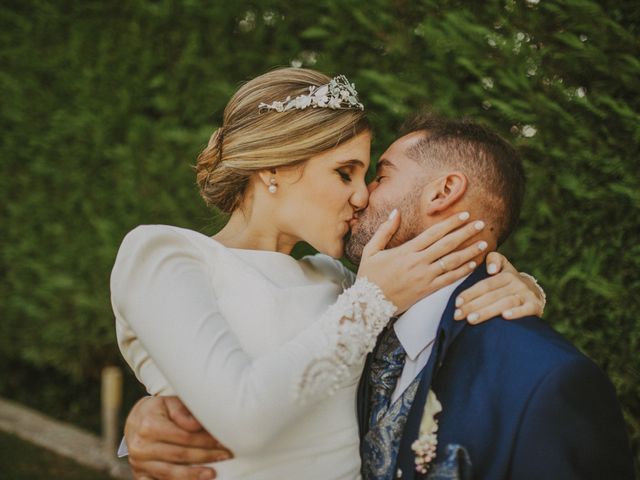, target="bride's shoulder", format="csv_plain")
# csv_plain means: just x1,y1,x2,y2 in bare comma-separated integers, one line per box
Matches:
120,224,202,248
116,224,219,265
302,254,356,287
